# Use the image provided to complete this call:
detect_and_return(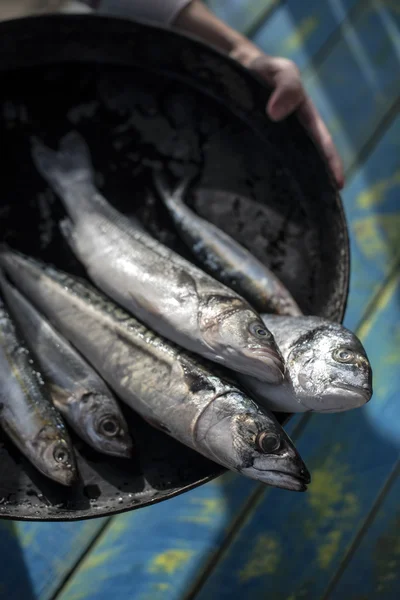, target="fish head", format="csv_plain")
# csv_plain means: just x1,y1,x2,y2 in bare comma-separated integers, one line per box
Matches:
289,323,373,412
203,305,285,383
35,426,78,486
195,391,310,491
77,392,133,458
